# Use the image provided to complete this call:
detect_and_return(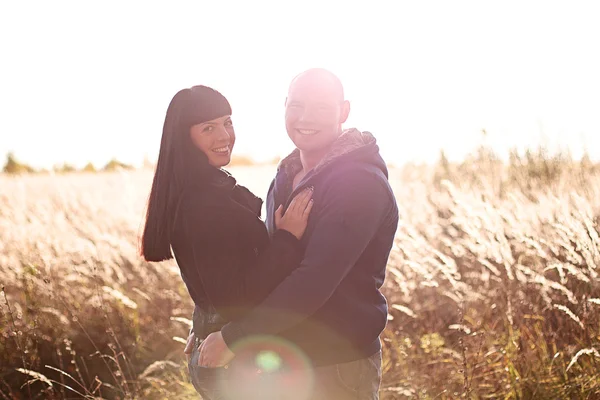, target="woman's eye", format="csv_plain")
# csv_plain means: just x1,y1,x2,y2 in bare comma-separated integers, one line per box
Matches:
224,120,233,127
203,126,214,133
